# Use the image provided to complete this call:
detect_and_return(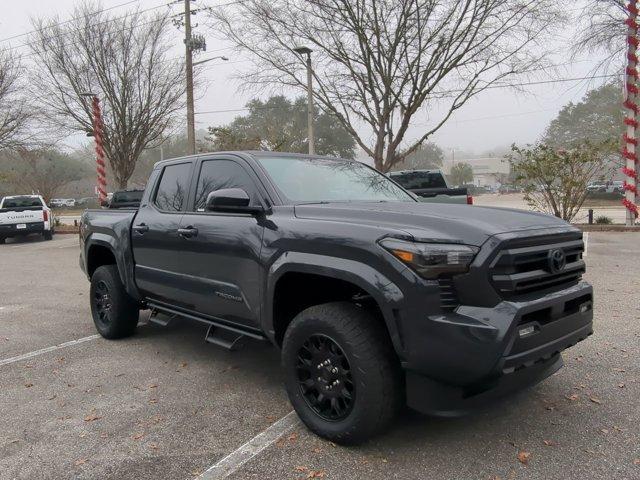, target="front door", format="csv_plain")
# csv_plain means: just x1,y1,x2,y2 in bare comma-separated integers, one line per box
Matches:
131,161,194,308
175,156,267,328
